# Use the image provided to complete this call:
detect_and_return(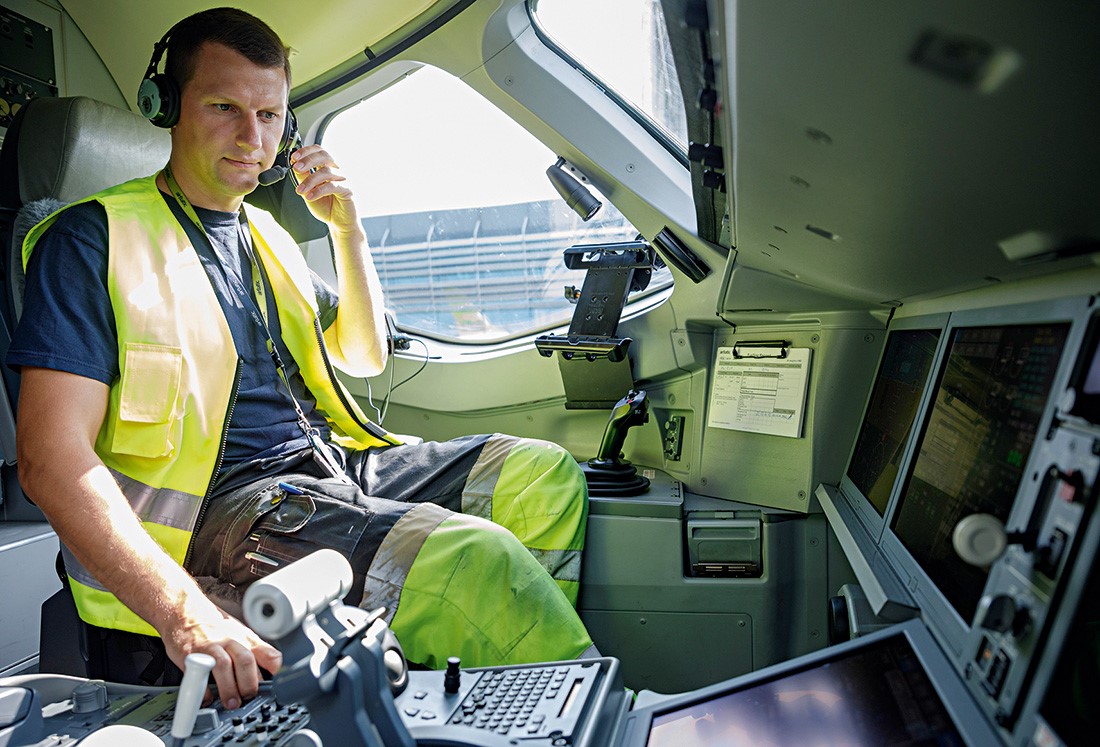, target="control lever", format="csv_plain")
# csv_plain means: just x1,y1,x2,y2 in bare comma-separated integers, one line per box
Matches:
593,389,649,464
953,513,1037,567
582,390,651,497
170,653,216,747
243,550,414,747
444,656,461,695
